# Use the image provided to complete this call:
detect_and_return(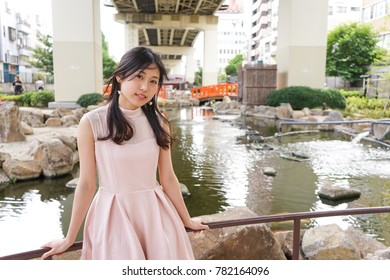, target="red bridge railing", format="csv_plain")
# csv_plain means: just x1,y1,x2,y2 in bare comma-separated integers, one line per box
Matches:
191,83,238,100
